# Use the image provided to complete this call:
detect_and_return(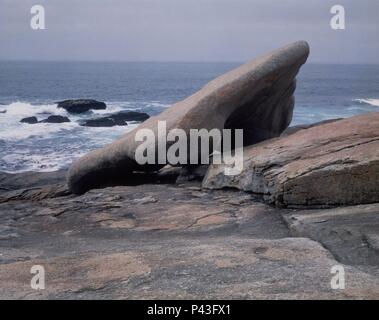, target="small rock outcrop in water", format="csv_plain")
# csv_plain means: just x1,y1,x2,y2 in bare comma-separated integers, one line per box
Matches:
20,115,71,124
57,99,106,114
203,112,379,208
20,116,38,124
80,111,150,127
67,41,310,194
80,118,116,127
0,109,6,114
40,115,71,123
